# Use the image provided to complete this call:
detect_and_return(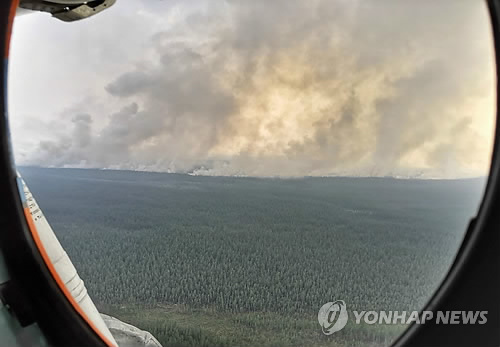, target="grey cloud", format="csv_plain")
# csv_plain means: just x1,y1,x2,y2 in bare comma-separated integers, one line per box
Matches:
106,72,157,97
